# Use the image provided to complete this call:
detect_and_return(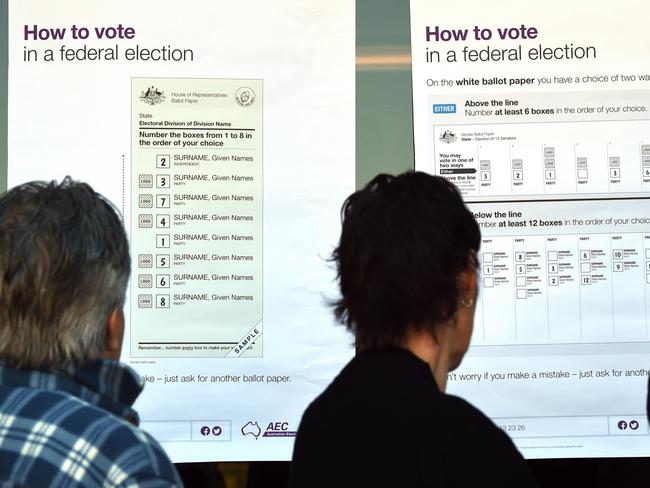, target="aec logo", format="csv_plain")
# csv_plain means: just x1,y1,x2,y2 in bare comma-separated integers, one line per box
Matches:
262,421,296,438
241,421,261,439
